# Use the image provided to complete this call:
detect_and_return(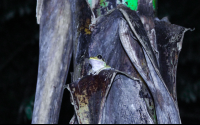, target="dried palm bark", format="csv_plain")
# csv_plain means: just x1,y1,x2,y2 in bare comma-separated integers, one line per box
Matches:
32,0,191,124
32,0,73,124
